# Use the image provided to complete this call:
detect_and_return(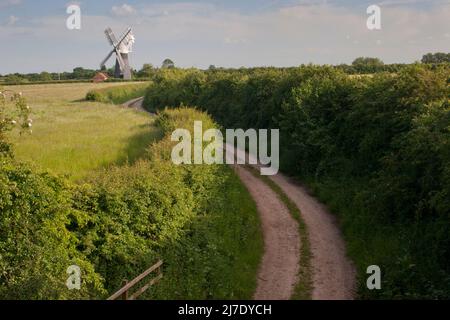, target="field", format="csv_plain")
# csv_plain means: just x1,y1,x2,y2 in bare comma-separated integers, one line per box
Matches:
0,83,262,300
5,83,157,180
